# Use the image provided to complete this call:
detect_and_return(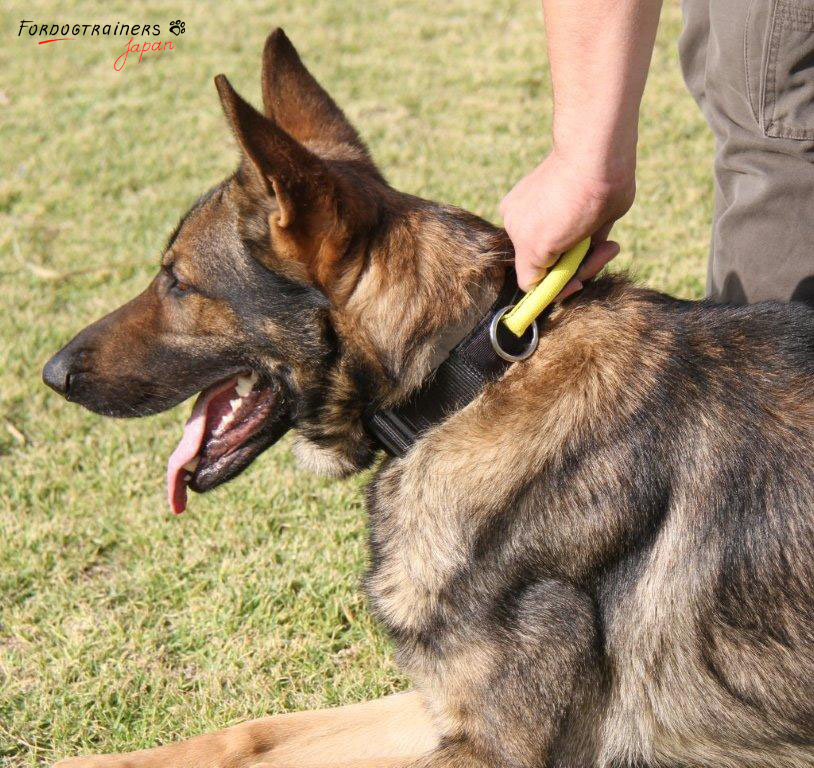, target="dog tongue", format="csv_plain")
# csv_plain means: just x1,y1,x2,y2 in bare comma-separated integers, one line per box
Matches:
166,378,237,515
